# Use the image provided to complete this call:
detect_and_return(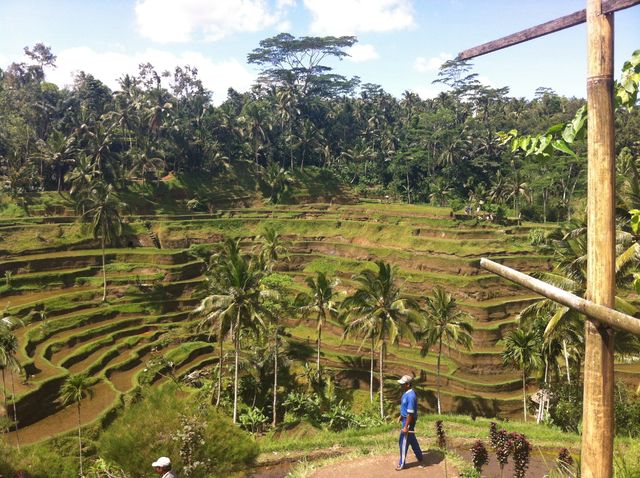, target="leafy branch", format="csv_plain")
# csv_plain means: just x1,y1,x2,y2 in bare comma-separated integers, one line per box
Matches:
498,48,640,159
